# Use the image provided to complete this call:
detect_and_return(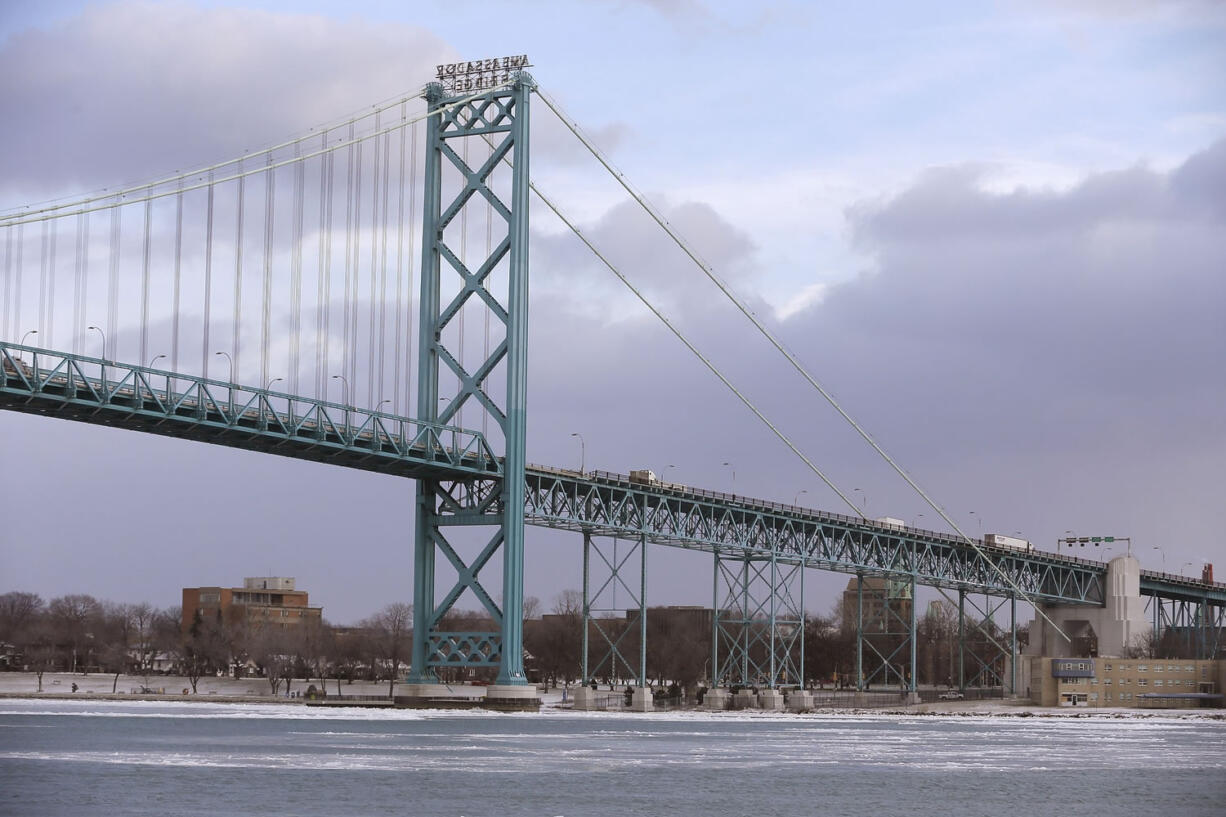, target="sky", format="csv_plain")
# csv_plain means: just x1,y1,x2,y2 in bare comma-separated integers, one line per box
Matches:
1,0,1223,625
